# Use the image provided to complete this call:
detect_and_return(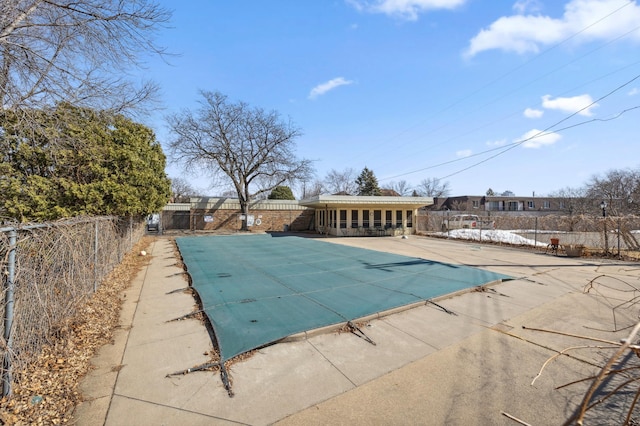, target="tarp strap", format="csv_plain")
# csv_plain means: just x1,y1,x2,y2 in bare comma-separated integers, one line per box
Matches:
165,361,218,377
347,321,376,346
165,361,235,398
220,363,234,397
425,299,457,316
166,309,204,322
166,286,191,294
